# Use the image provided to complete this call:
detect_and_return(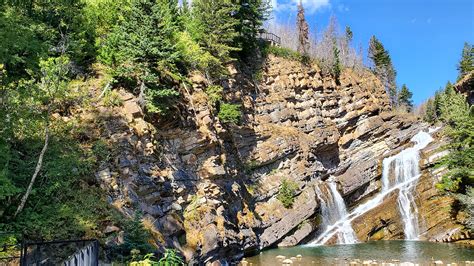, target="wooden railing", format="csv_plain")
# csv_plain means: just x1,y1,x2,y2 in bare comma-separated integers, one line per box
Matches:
258,32,281,46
